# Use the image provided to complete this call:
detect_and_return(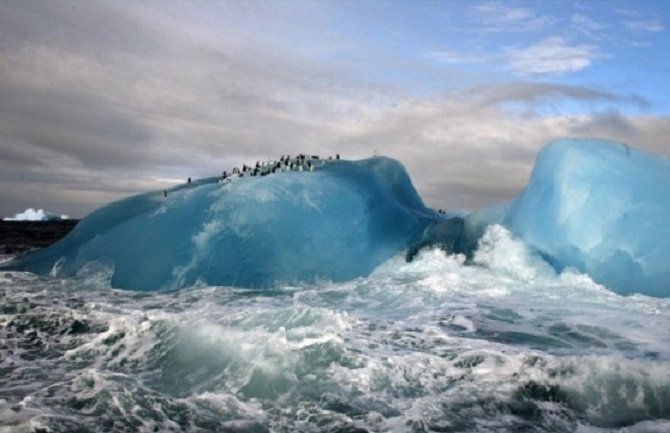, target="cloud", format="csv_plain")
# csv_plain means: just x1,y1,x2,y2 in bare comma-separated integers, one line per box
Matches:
623,19,664,32
423,50,487,65
467,82,648,108
0,2,667,218
614,8,664,32
471,2,555,32
427,37,606,78
506,37,599,75
571,13,608,38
